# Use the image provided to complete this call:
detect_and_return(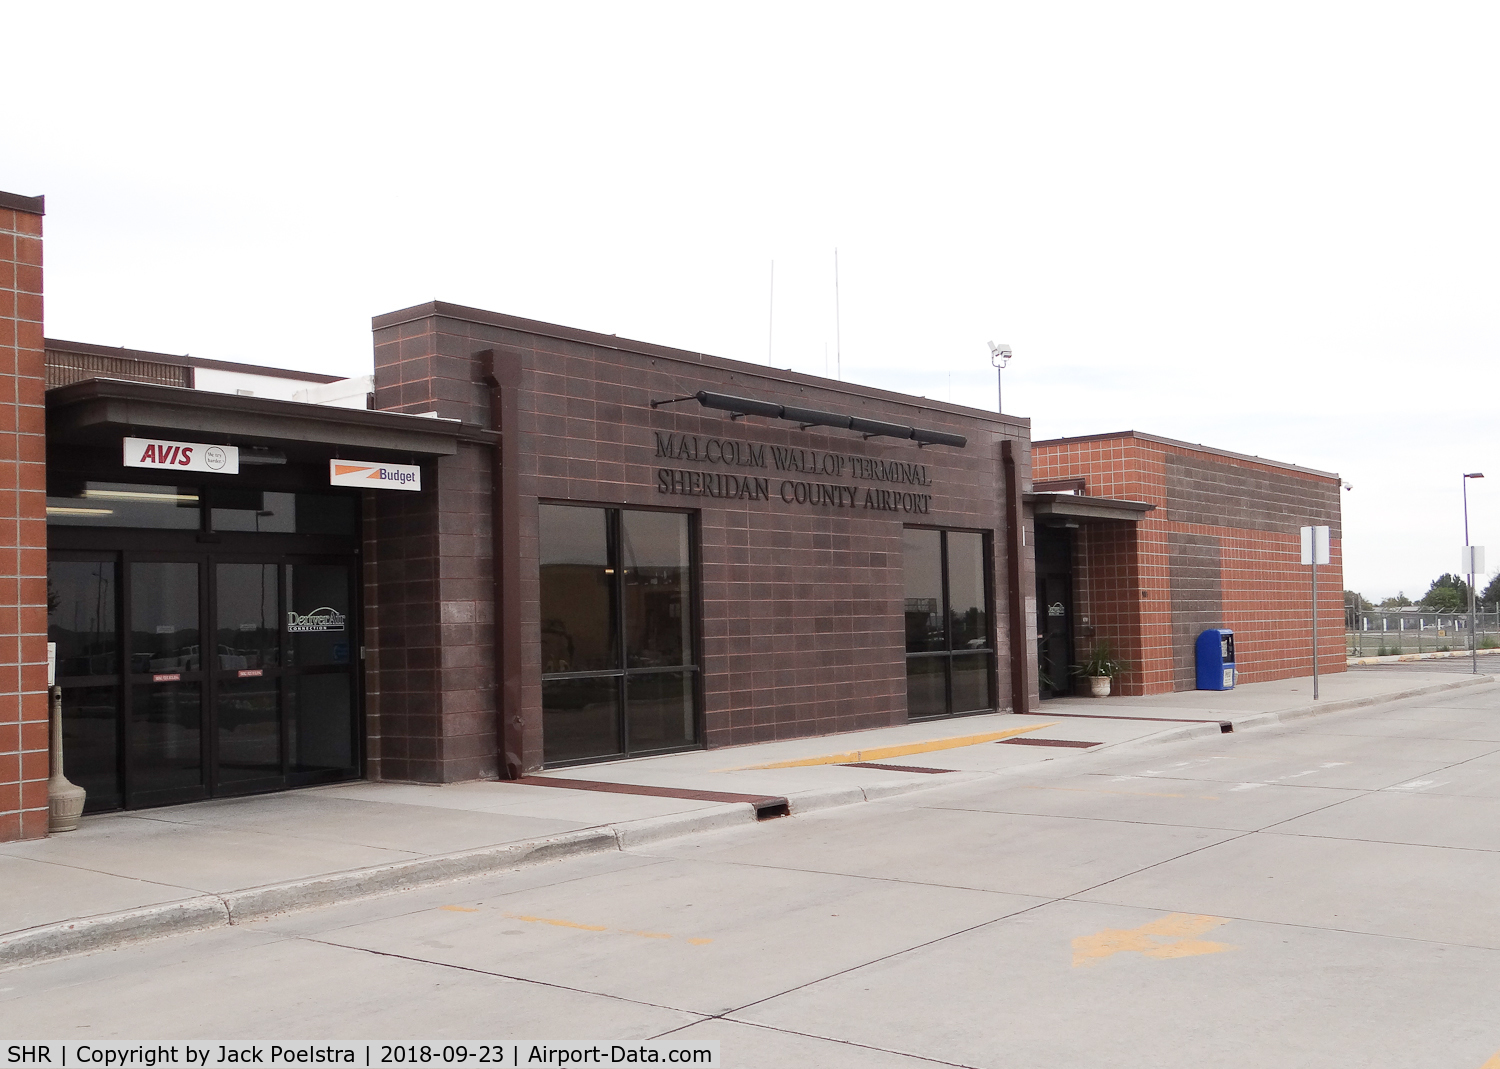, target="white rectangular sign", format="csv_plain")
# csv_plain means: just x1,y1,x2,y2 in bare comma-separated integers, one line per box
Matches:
124,436,239,474
1300,525,1330,565
329,459,422,491
1462,545,1486,574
